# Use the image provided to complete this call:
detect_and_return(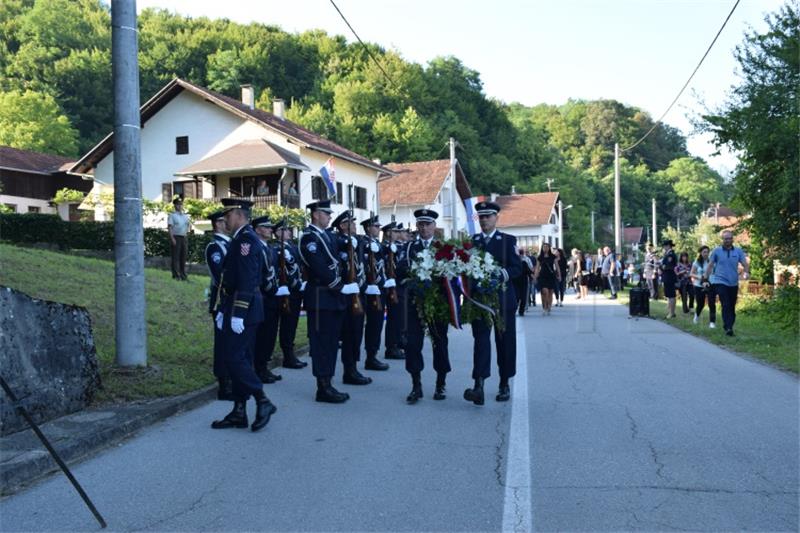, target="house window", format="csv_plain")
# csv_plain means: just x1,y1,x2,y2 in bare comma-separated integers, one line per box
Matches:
311,176,328,201
162,182,173,202
172,181,197,199
176,136,189,155
28,206,40,213
229,177,242,196
4,204,17,212
354,186,367,209
334,182,343,204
